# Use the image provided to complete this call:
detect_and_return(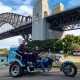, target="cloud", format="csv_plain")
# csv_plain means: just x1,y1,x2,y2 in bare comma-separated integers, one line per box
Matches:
12,0,33,16
14,5,33,16
11,0,33,16
23,0,32,5
0,1,33,48
66,30,80,36
69,0,80,7
11,0,33,5
0,1,33,16
0,36,23,48
0,2,12,13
